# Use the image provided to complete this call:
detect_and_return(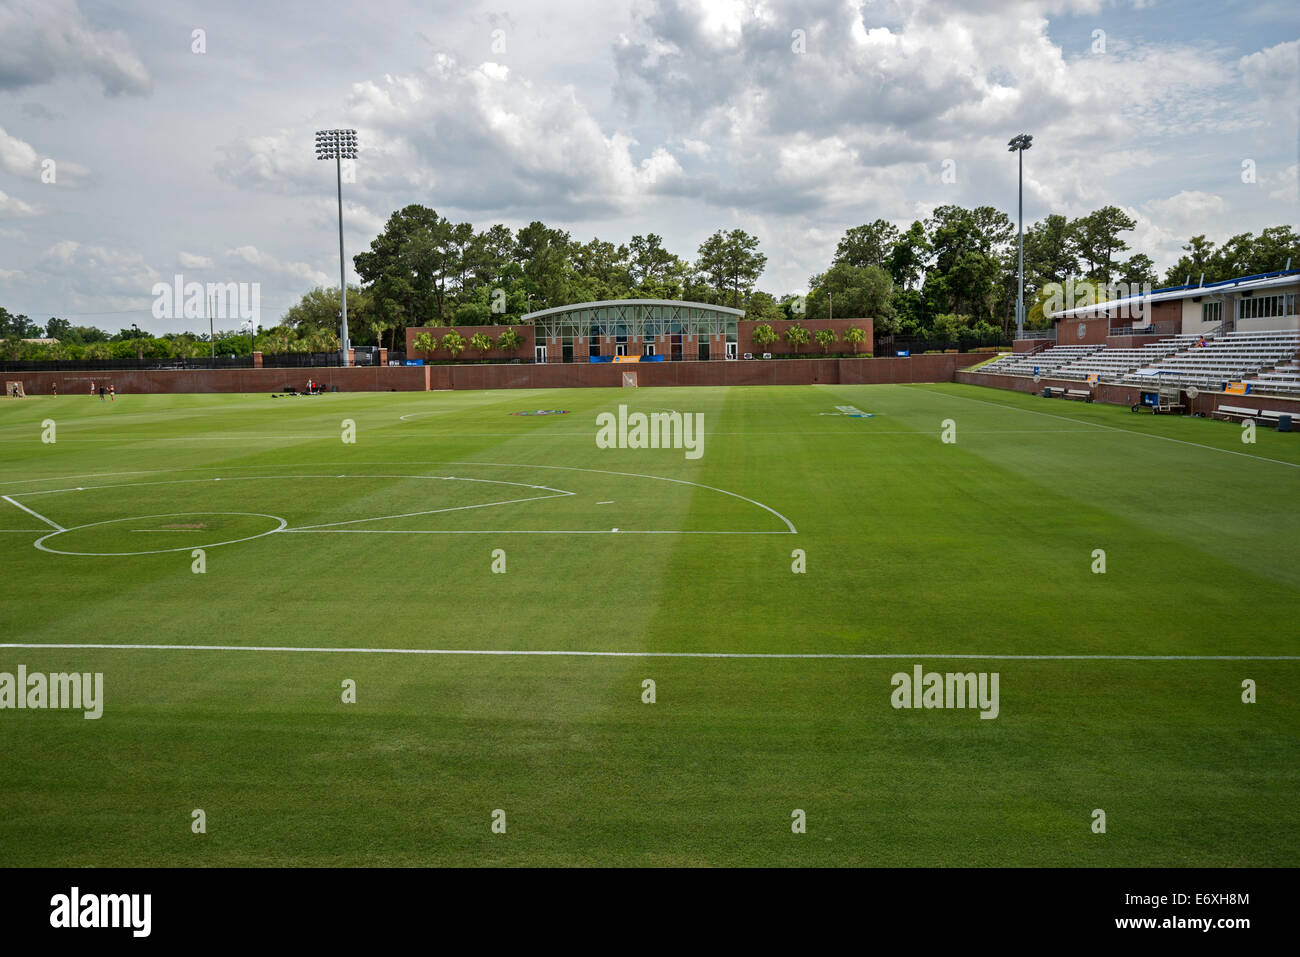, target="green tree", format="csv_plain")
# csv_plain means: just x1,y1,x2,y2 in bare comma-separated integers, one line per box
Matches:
0,308,41,339
629,233,687,296
1117,253,1157,290
843,326,867,354
696,229,767,306
835,220,900,269
1023,213,1079,296
751,323,778,353
467,331,493,358
783,322,810,354
814,328,838,354
412,331,436,358
1247,225,1300,273
889,220,931,291
44,317,72,340
1069,206,1137,284
1163,234,1218,285
496,327,523,354
514,221,573,308
743,290,782,320
439,330,466,360
353,205,455,347
805,263,894,322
